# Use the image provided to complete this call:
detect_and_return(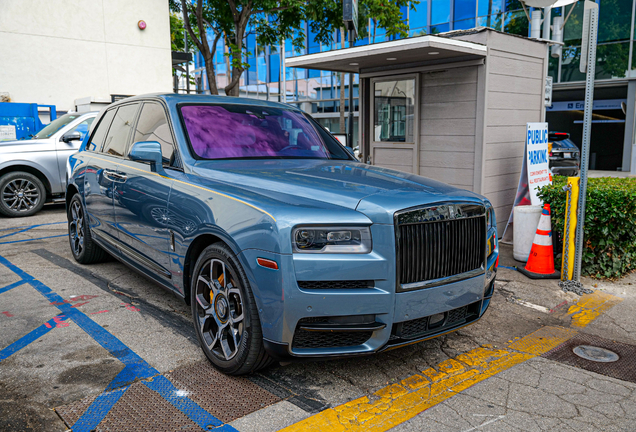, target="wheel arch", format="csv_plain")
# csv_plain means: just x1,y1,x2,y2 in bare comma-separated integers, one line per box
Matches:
183,232,243,305
0,164,53,198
